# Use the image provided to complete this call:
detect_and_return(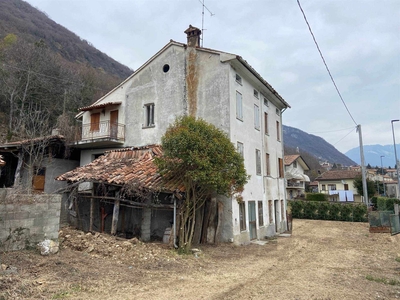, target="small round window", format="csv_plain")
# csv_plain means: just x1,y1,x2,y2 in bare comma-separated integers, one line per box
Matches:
163,64,170,73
